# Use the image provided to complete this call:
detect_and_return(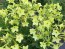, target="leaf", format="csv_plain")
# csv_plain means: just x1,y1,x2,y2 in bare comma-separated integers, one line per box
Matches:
16,34,23,43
